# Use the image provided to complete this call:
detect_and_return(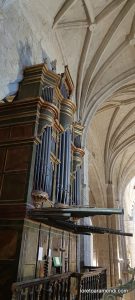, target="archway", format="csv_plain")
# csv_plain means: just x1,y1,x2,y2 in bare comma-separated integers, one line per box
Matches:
85,81,135,289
